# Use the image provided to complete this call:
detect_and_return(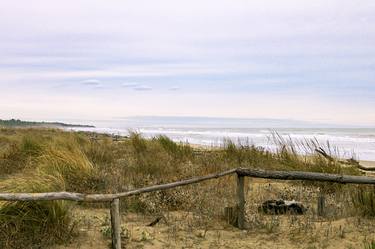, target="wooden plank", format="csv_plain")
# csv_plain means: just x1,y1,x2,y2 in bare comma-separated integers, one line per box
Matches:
0,168,237,202
236,168,375,184
0,192,86,202
1,168,375,202
110,198,121,249
317,191,325,217
236,174,245,229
